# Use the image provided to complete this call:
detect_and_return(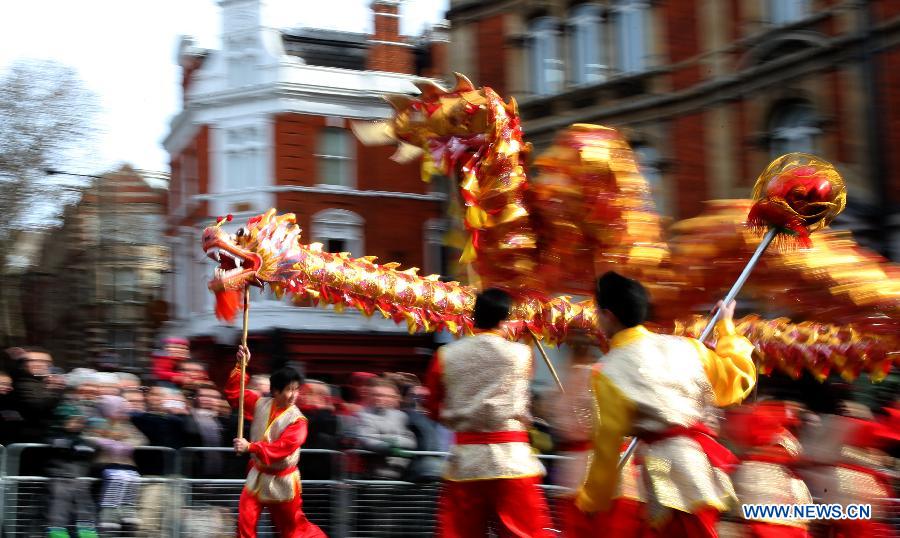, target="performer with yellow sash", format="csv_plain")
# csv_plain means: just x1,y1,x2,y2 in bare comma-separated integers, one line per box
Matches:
226,346,326,538
577,272,756,538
